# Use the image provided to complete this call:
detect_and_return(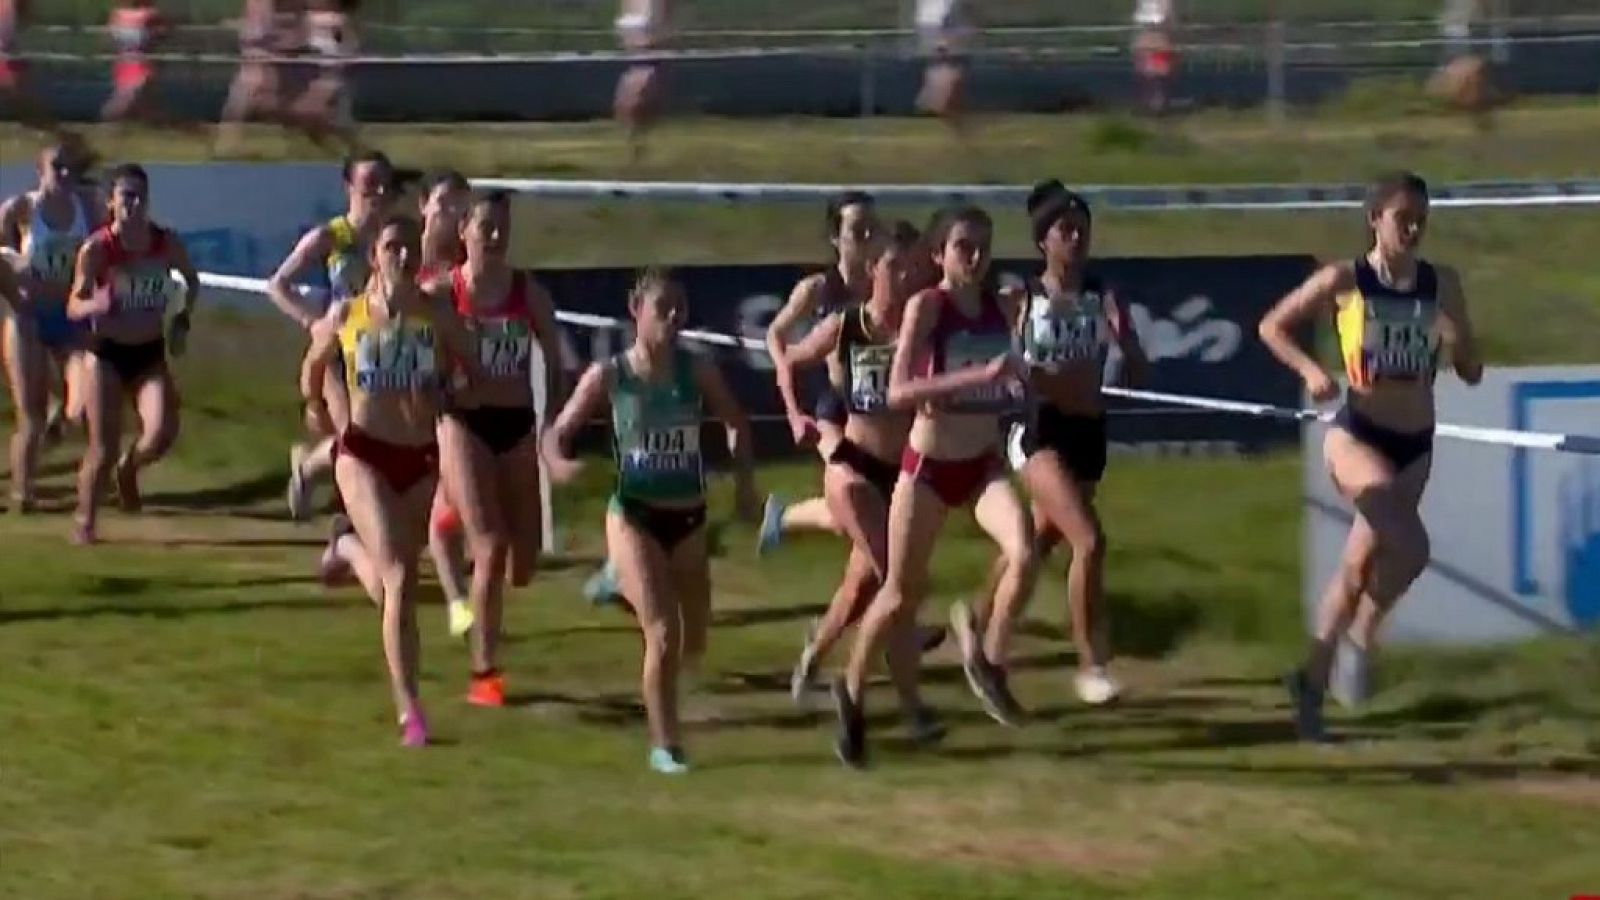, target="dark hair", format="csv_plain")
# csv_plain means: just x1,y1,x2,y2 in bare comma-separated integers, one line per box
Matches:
1026,179,1067,215
375,214,422,246
341,149,393,185
425,169,470,197
469,190,512,216
628,266,680,311
1364,170,1429,220
1030,189,1092,251
885,219,921,254
106,162,149,190
929,204,992,251
825,190,875,240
